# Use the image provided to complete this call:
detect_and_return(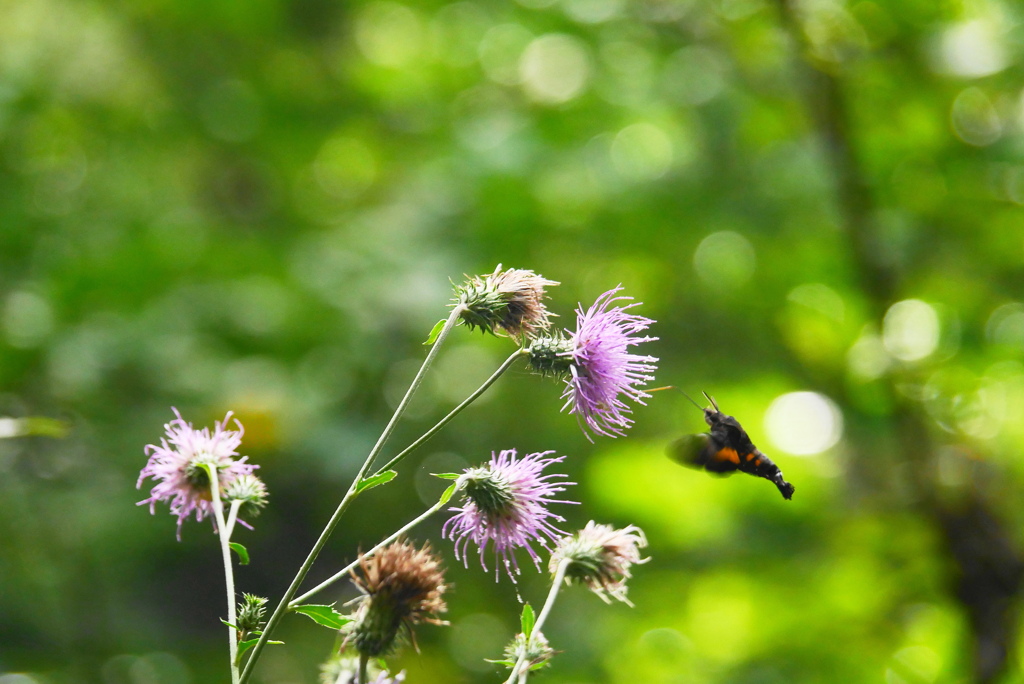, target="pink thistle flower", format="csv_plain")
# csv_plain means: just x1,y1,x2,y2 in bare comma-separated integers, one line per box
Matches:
528,286,658,440
137,408,256,539
442,449,576,582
